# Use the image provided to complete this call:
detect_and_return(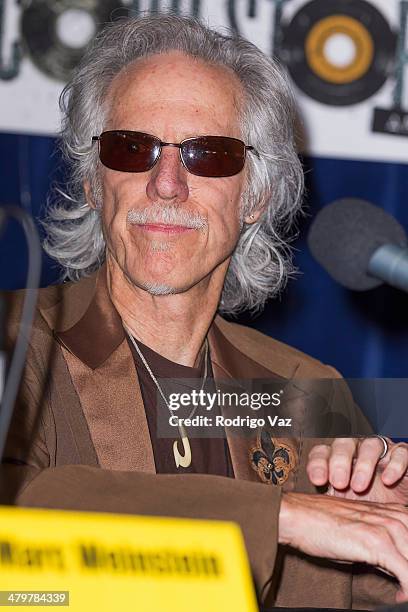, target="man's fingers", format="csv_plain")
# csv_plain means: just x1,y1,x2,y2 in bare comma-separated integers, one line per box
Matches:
309,438,408,492
350,437,386,492
382,444,408,486
279,491,408,598
362,509,408,558
307,444,331,485
349,511,408,597
352,506,408,596
381,541,408,600
328,438,357,489
375,528,408,599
